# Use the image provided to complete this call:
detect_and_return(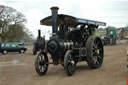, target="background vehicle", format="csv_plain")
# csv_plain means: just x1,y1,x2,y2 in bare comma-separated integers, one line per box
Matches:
0,42,27,54
35,7,106,76
33,30,45,55
101,28,117,45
